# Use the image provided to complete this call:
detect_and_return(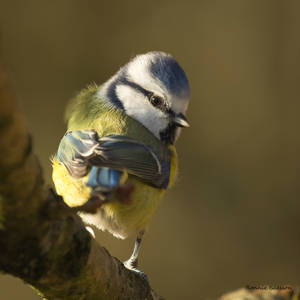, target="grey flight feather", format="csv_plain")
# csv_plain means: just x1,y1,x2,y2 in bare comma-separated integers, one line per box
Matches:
56,130,170,189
